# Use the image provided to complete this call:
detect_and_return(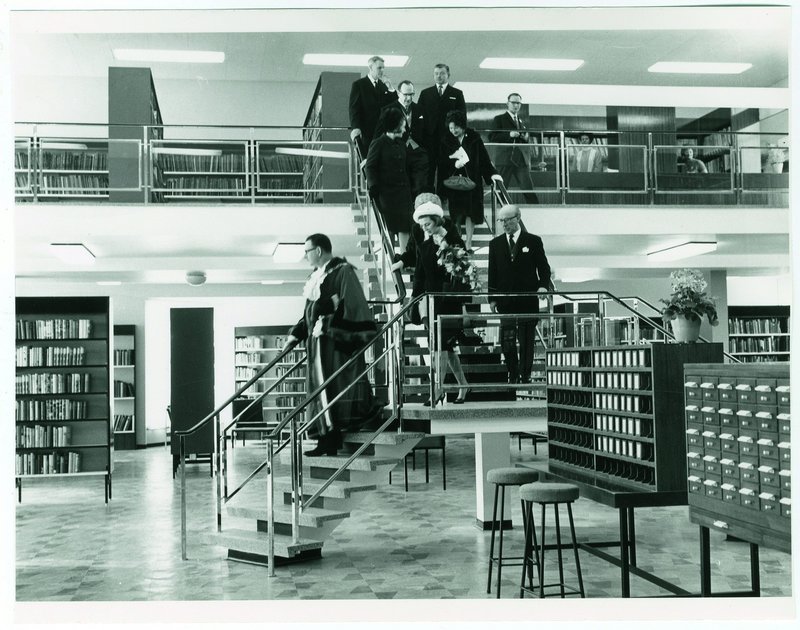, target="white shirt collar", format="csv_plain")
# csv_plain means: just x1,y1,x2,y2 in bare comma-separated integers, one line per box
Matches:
438,83,448,91
507,227,522,243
